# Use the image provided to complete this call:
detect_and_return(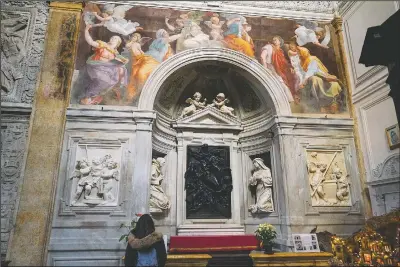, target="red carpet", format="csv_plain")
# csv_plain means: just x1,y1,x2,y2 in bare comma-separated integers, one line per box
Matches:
169,235,259,253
